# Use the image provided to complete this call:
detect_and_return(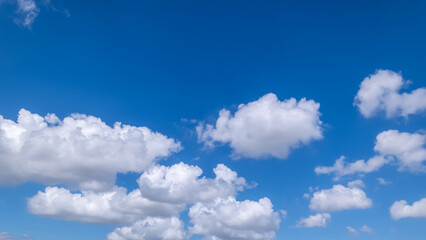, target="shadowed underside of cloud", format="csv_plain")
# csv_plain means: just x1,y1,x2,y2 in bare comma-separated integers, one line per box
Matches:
197,93,323,159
